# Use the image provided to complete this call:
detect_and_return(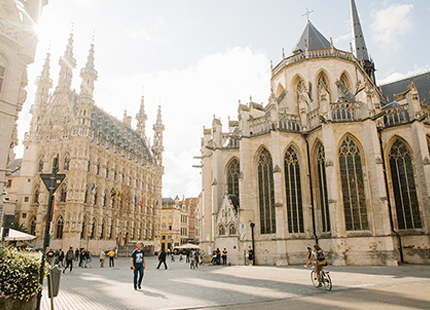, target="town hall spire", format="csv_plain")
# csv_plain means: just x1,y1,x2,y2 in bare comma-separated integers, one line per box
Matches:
79,38,98,100
136,90,148,140
152,105,164,165
34,51,53,107
56,29,77,92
